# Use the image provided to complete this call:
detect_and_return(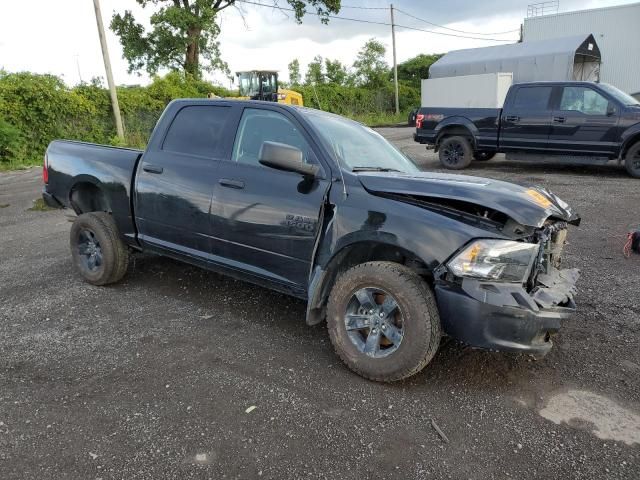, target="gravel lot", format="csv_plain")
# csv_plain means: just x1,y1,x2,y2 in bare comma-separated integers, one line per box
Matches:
1,127,639,479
